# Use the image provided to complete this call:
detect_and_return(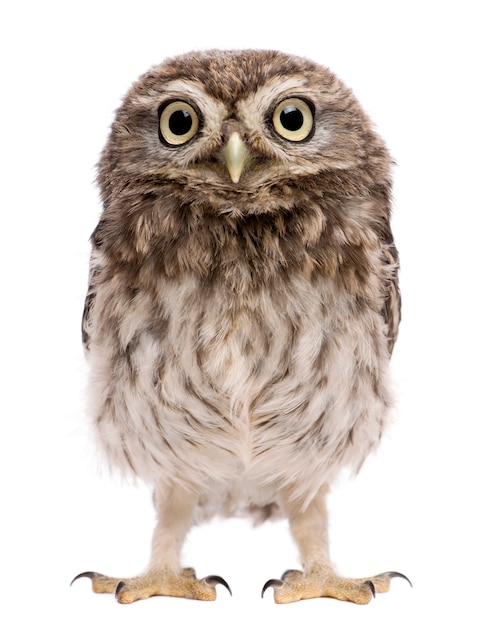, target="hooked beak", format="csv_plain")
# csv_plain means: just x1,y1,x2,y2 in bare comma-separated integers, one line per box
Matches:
220,132,250,184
